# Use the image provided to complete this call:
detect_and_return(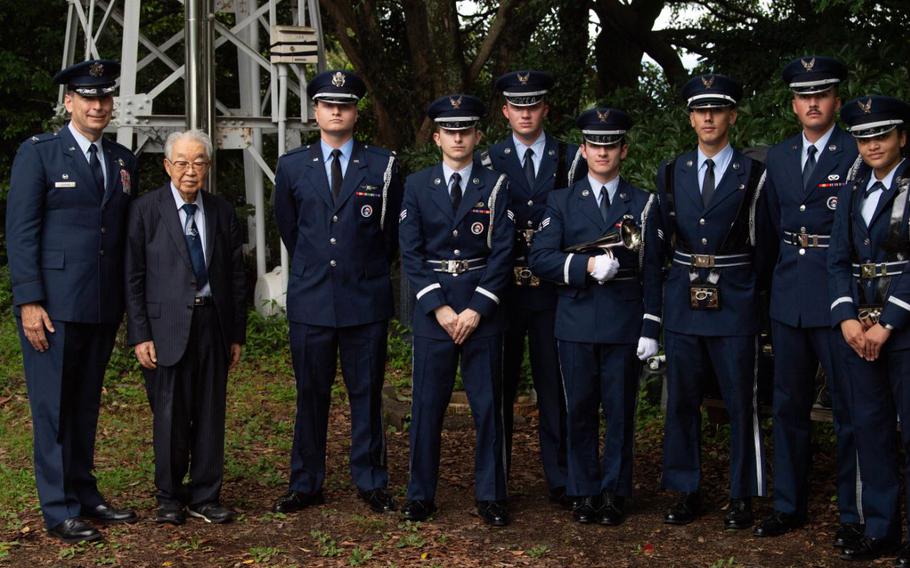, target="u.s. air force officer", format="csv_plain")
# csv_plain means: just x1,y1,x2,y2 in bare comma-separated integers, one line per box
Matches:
273,70,403,515
829,96,910,563
655,74,768,529
126,130,247,526
529,108,661,525
481,70,587,505
6,60,138,542
754,56,863,545
398,95,514,526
